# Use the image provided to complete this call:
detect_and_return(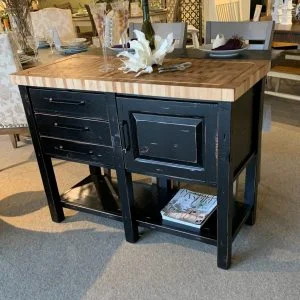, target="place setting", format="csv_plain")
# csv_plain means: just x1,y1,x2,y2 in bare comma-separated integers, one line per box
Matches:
198,34,249,58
